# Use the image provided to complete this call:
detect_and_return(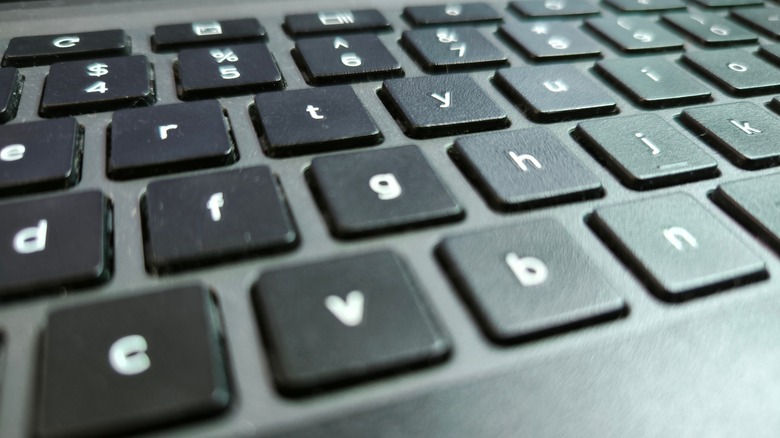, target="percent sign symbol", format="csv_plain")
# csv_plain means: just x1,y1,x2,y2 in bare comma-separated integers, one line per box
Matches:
210,49,239,63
